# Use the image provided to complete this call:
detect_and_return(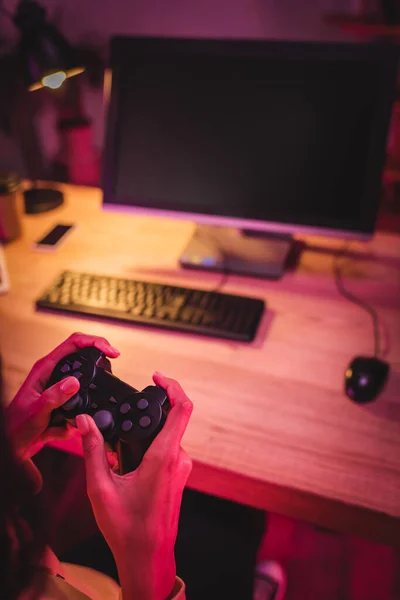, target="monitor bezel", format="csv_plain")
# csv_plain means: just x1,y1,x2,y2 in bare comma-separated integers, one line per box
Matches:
103,36,399,240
